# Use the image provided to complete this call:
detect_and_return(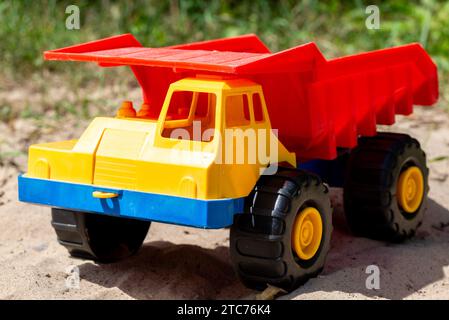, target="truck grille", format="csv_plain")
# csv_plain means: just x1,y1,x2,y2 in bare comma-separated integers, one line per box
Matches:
93,158,138,189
